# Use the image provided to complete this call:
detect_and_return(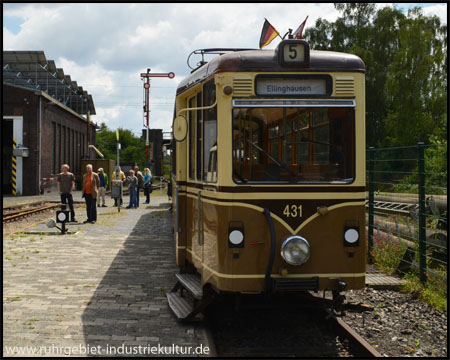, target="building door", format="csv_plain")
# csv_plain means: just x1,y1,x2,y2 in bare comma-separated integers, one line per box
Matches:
2,119,13,193
2,116,24,195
